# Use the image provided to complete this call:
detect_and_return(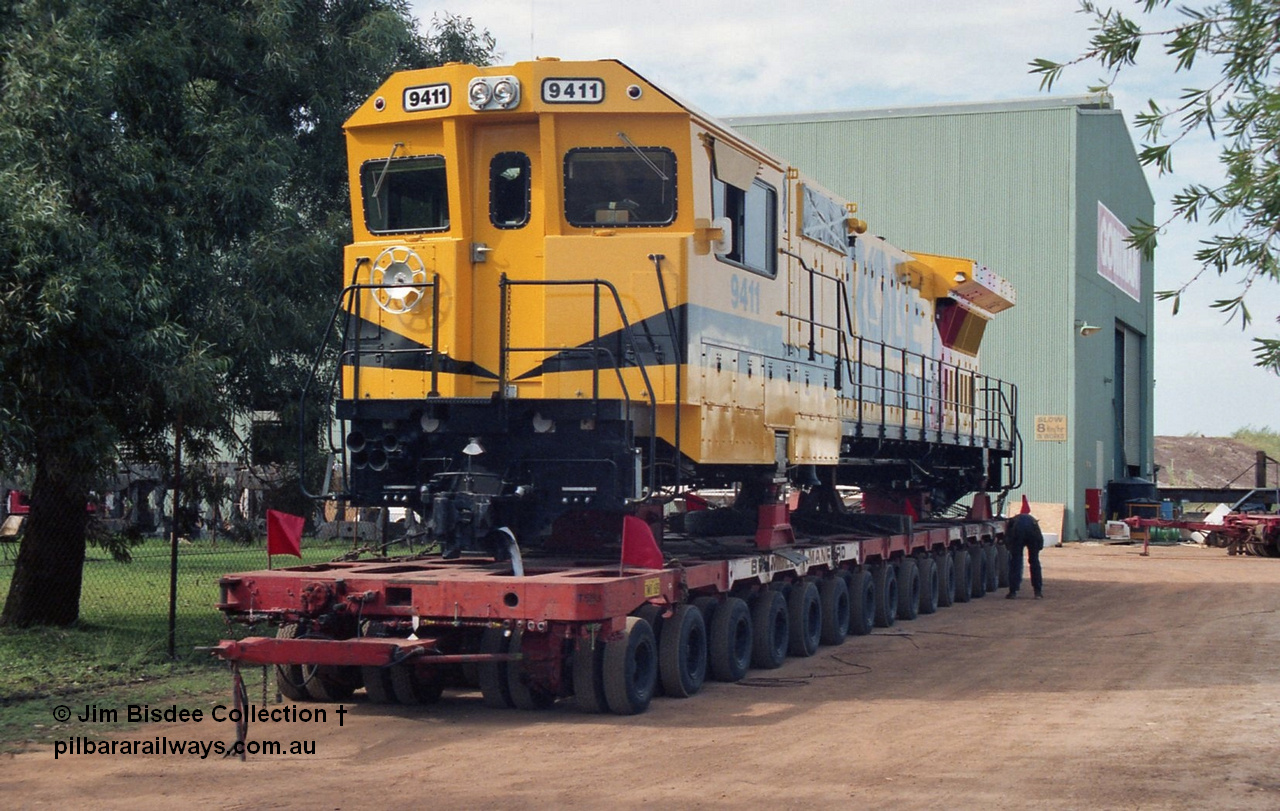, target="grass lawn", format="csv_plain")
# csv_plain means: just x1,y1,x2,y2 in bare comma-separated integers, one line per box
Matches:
0,536,353,750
